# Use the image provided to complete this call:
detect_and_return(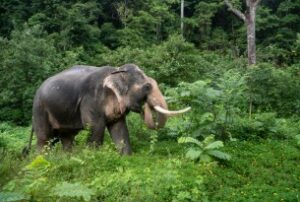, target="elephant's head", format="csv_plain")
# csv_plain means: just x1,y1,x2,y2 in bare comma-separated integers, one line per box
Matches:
103,64,190,128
